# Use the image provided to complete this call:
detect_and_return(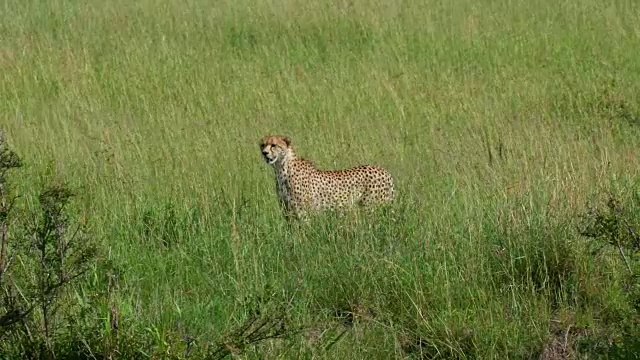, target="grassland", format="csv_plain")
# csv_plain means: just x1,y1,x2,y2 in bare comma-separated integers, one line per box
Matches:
1,0,640,358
